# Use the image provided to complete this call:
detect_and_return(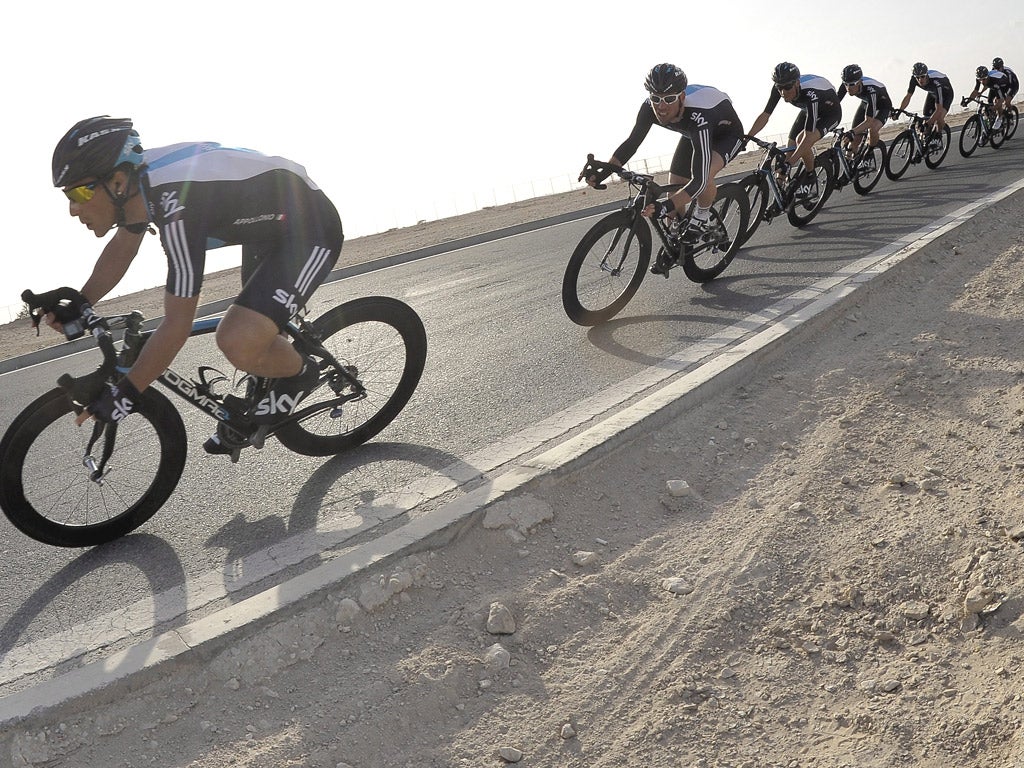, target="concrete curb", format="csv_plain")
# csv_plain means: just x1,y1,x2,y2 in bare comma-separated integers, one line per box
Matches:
4,175,1021,728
